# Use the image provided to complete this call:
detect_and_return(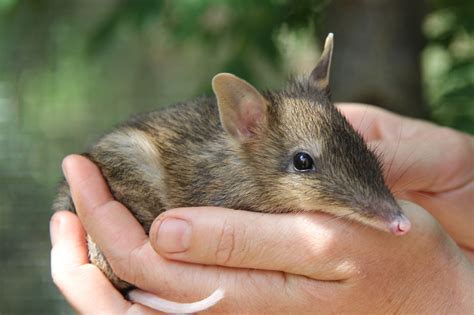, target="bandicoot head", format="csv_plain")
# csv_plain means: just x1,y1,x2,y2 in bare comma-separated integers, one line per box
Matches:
212,34,410,235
